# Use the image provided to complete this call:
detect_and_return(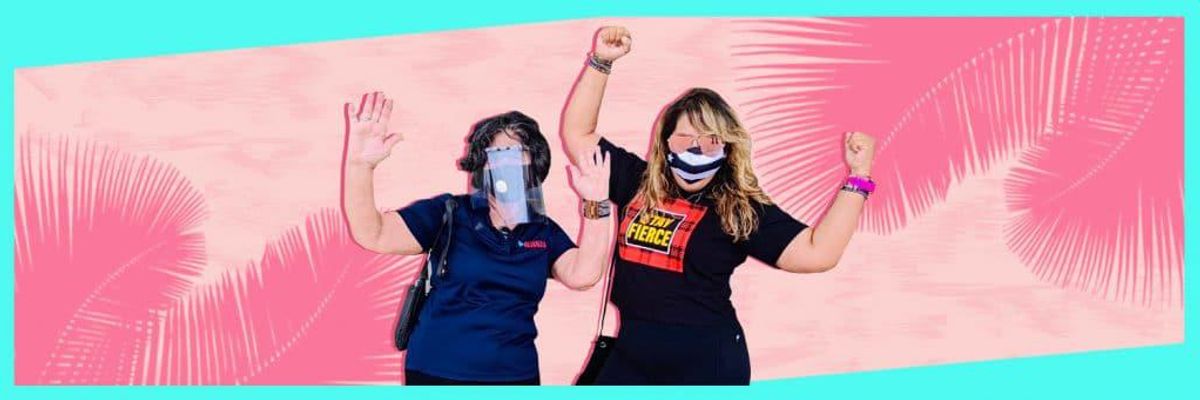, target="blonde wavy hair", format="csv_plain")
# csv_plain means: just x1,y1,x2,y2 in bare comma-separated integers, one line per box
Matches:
635,88,772,242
